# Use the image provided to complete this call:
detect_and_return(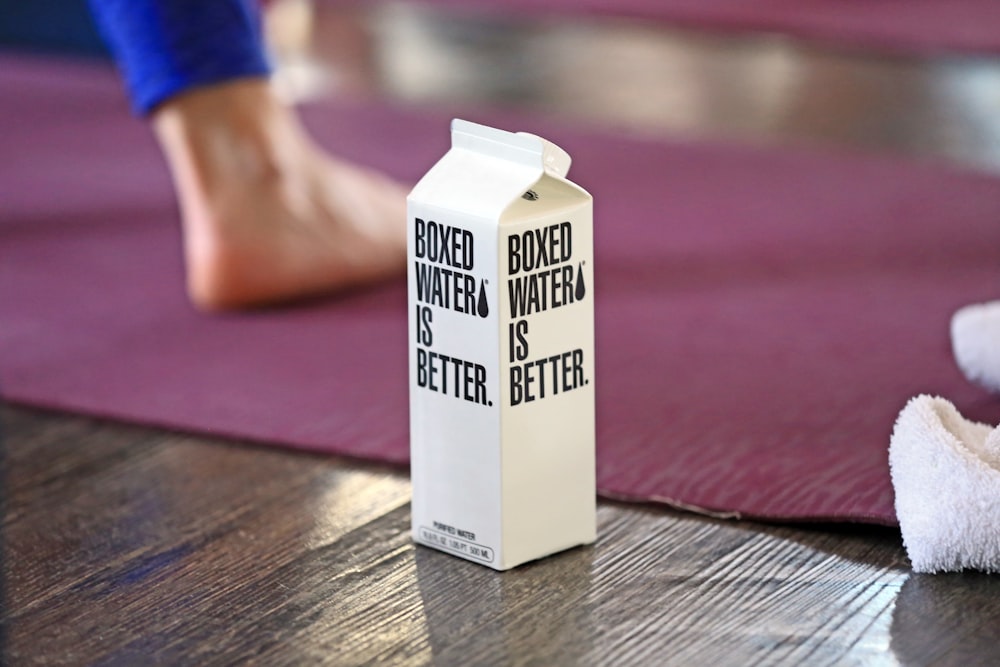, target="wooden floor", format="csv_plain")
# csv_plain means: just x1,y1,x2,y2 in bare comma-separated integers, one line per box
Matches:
5,3,1000,665
5,405,1000,666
